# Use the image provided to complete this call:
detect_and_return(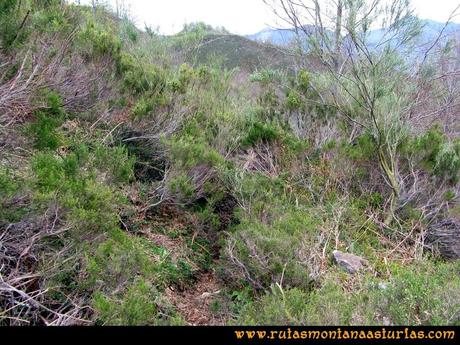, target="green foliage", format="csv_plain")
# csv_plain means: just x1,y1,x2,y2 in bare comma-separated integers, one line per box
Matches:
117,52,167,96
168,173,195,201
250,68,285,87
297,70,310,93
285,90,302,111
85,230,154,289
168,135,225,169
2,2,459,327
375,260,460,325
0,168,19,197
121,20,139,43
31,2,72,34
409,125,460,183
28,91,65,150
31,151,66,193
29,111,63,150
222,209,318,290
238,286,311,325
93,278,158,325
94,144,135,183
242,121,281,147
63,179,121,236
30,132,134,237
168,63,196,93
78,20,121,59
173,22,227,49
342,133,377,161
0,168,25,223
239,260,460,325
0,0,29,50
